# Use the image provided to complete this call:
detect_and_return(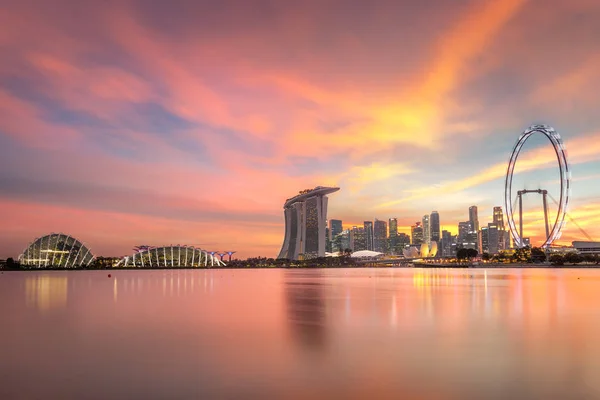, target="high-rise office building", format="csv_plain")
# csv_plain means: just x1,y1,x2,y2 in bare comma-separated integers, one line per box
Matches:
389,218,398,254
458,221,477,250
487,223,499,254
389,218,398,237
481,226,489,253
458,221,471,244
397,233,410,252
374,219,388,253
411,222,424,245
430,211,440,243
278,186,340,260
351,226,367,251
364,221,374,251
493,207,505,230
422,215,431,246
339,230,351,252
492,206,510,251
441,230,453,257
469,206,480,232
466,232,479,251
469,206,481,252
329,219,343,240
